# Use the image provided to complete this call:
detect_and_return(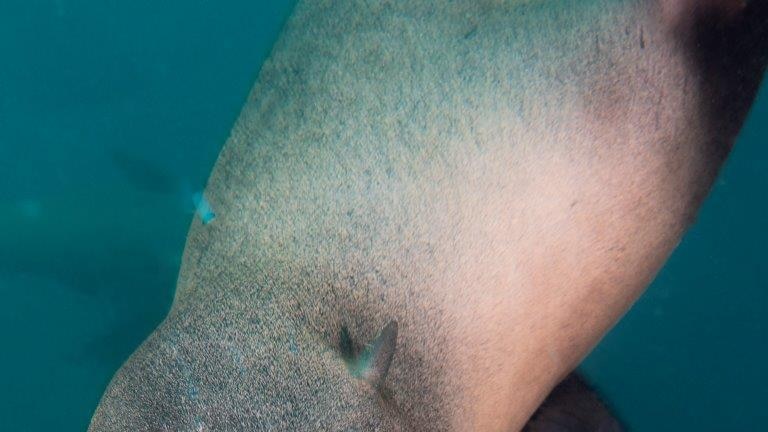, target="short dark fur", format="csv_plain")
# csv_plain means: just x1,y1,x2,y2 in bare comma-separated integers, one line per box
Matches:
89,1,768,431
